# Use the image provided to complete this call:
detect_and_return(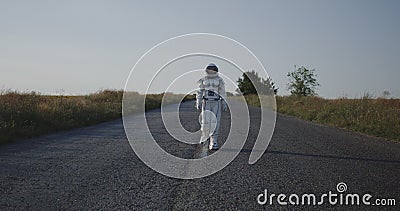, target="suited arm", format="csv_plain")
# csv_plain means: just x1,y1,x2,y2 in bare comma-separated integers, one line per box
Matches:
196,79,204,110
219,78,228,111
